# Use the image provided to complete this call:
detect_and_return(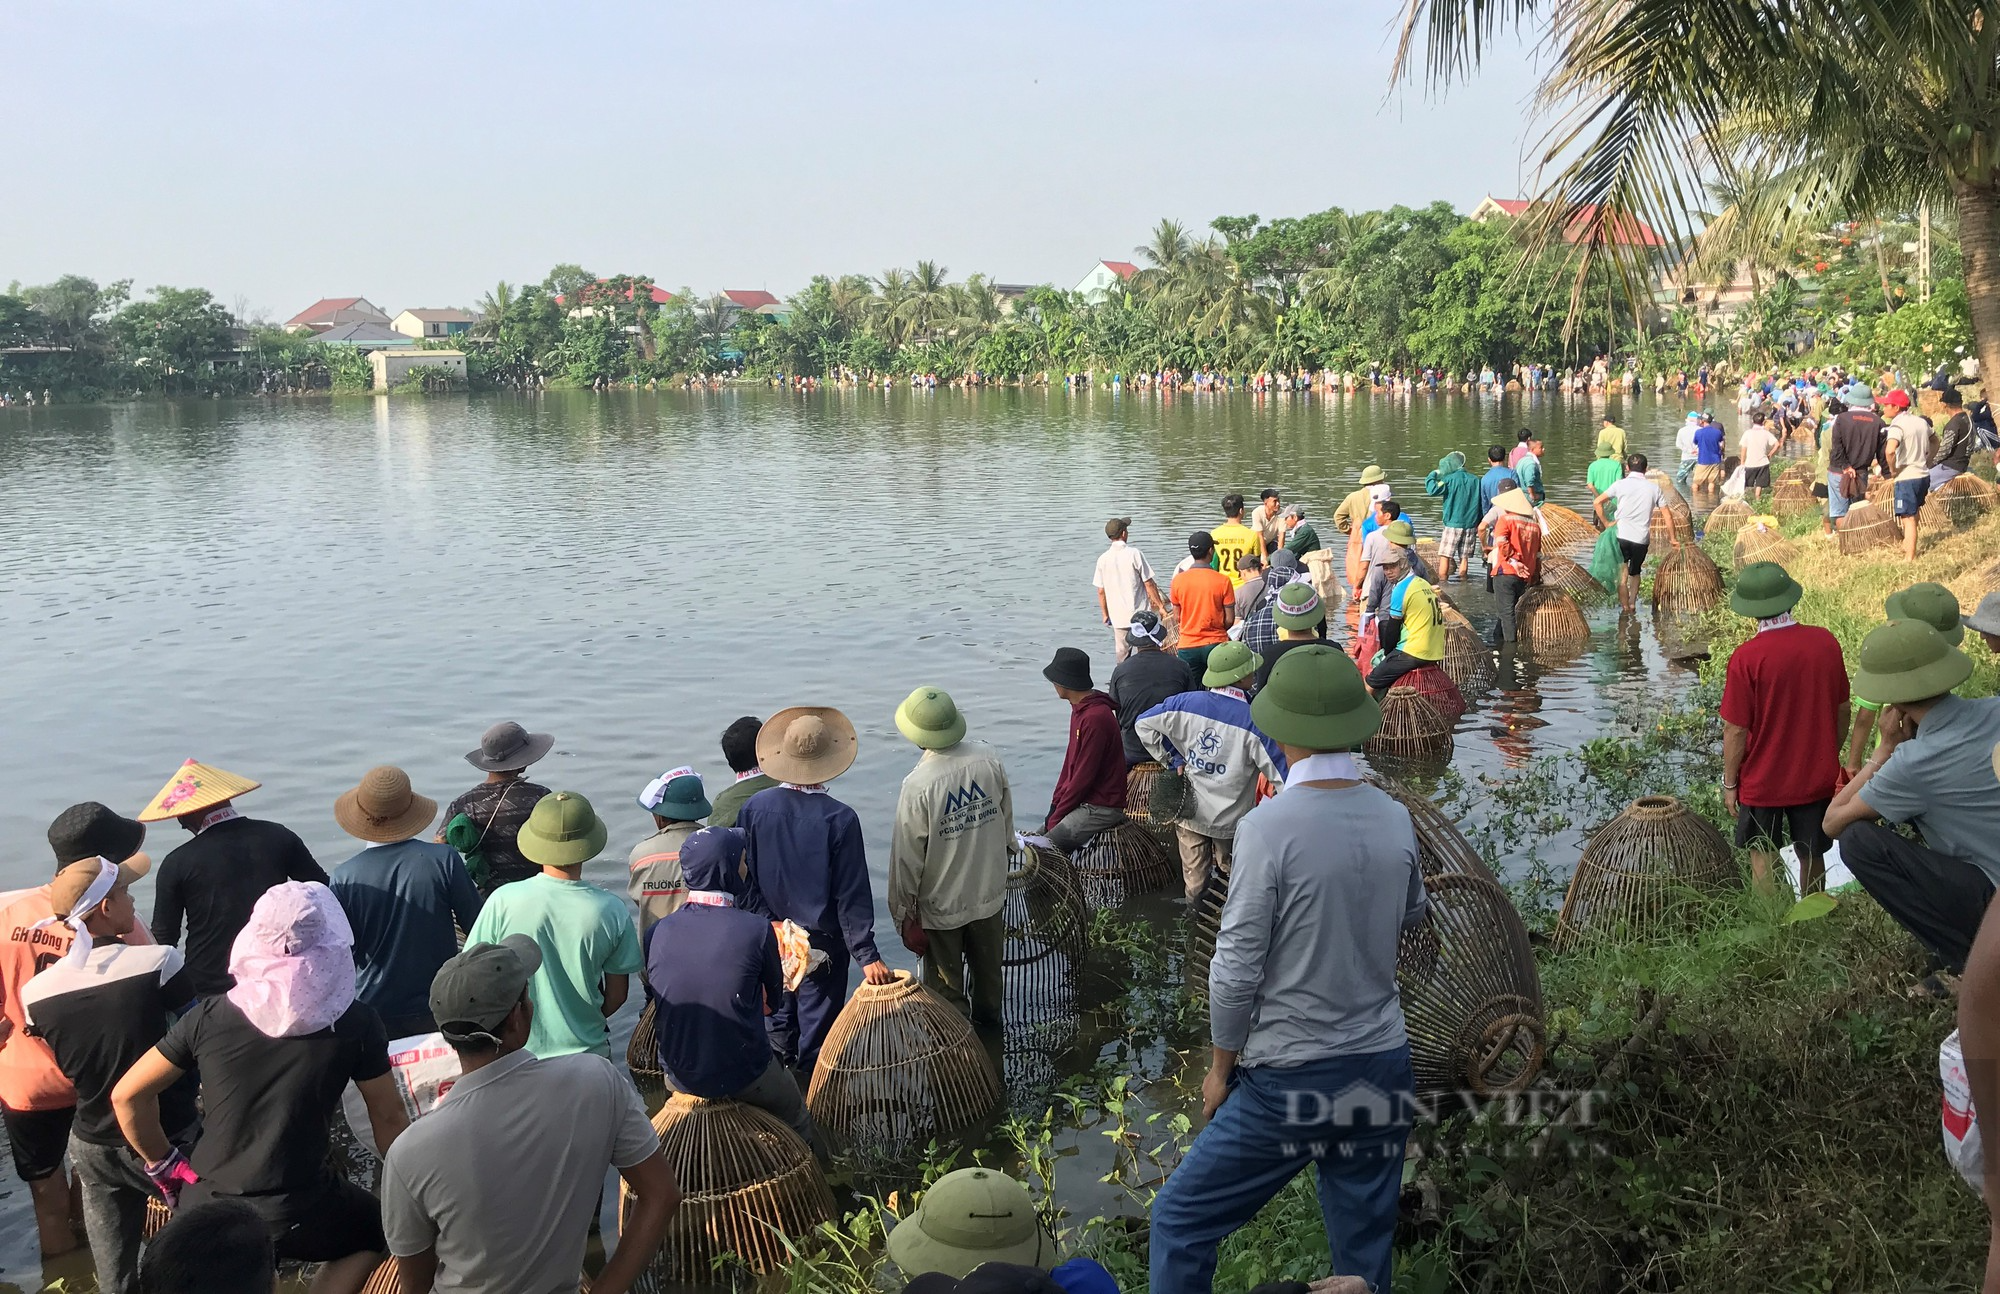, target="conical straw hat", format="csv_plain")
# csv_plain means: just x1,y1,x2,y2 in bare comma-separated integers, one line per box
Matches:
137,759,261,823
